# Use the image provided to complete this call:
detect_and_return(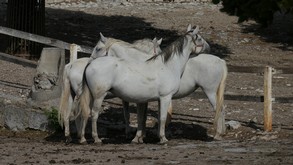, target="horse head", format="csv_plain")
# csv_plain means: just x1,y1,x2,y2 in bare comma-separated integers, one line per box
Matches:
90,33,111,59
186,24,210,54
152,37,163,55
